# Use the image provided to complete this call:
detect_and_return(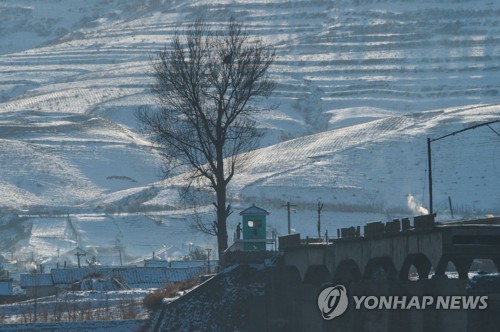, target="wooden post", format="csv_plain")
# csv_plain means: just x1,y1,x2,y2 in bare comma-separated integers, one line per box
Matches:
317,202,323,238
282,201,297,234
448,196,454,219
75,252,86,268
427,137,433,216
206,248,212,274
